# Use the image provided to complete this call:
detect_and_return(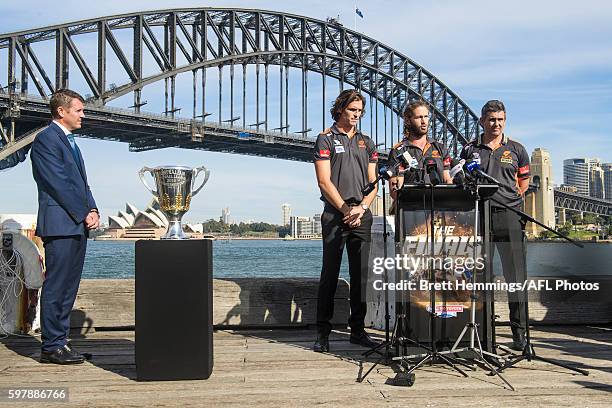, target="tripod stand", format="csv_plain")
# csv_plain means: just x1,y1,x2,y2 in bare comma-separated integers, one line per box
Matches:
448,183,514,390
358,179,402,383
488,198,589,377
